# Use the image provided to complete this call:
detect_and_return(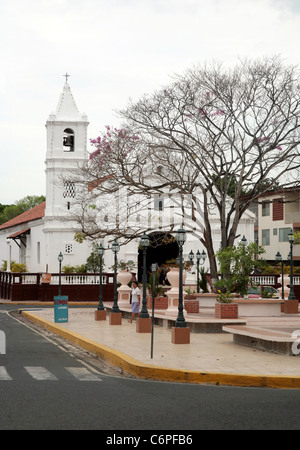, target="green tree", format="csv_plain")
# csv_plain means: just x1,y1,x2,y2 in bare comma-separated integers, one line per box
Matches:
215,242,266,296
0,195,45,225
